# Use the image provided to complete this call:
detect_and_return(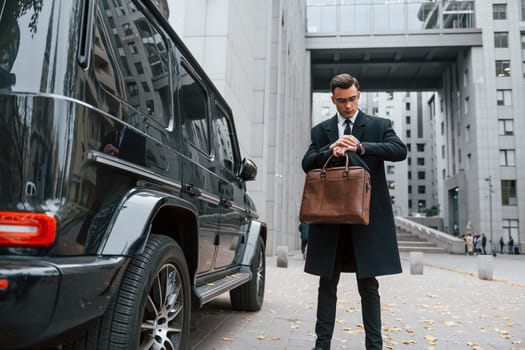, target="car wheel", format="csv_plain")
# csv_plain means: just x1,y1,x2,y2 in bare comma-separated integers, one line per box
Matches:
96,235,191,349
230,236,265,311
